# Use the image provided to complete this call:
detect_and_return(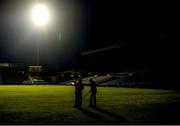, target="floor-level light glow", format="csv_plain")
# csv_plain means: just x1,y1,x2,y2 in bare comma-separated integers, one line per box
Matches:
32,4,49,26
